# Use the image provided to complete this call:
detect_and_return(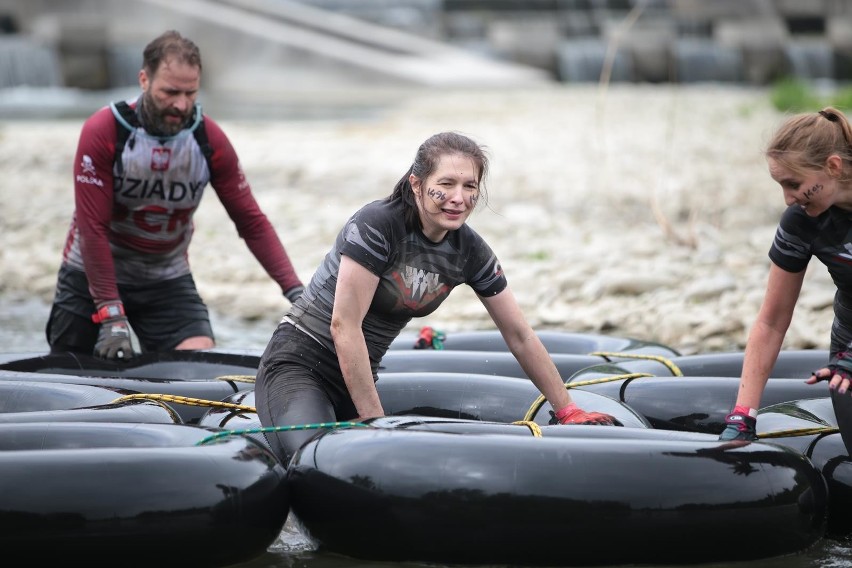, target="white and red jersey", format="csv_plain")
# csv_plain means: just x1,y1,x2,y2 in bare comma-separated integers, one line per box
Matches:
62,98,302,305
